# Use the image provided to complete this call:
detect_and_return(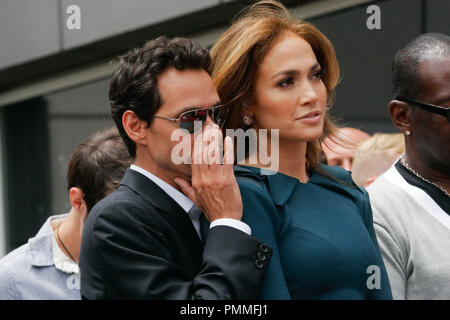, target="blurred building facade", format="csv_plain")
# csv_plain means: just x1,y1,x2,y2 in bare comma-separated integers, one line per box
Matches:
0,0,448,256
